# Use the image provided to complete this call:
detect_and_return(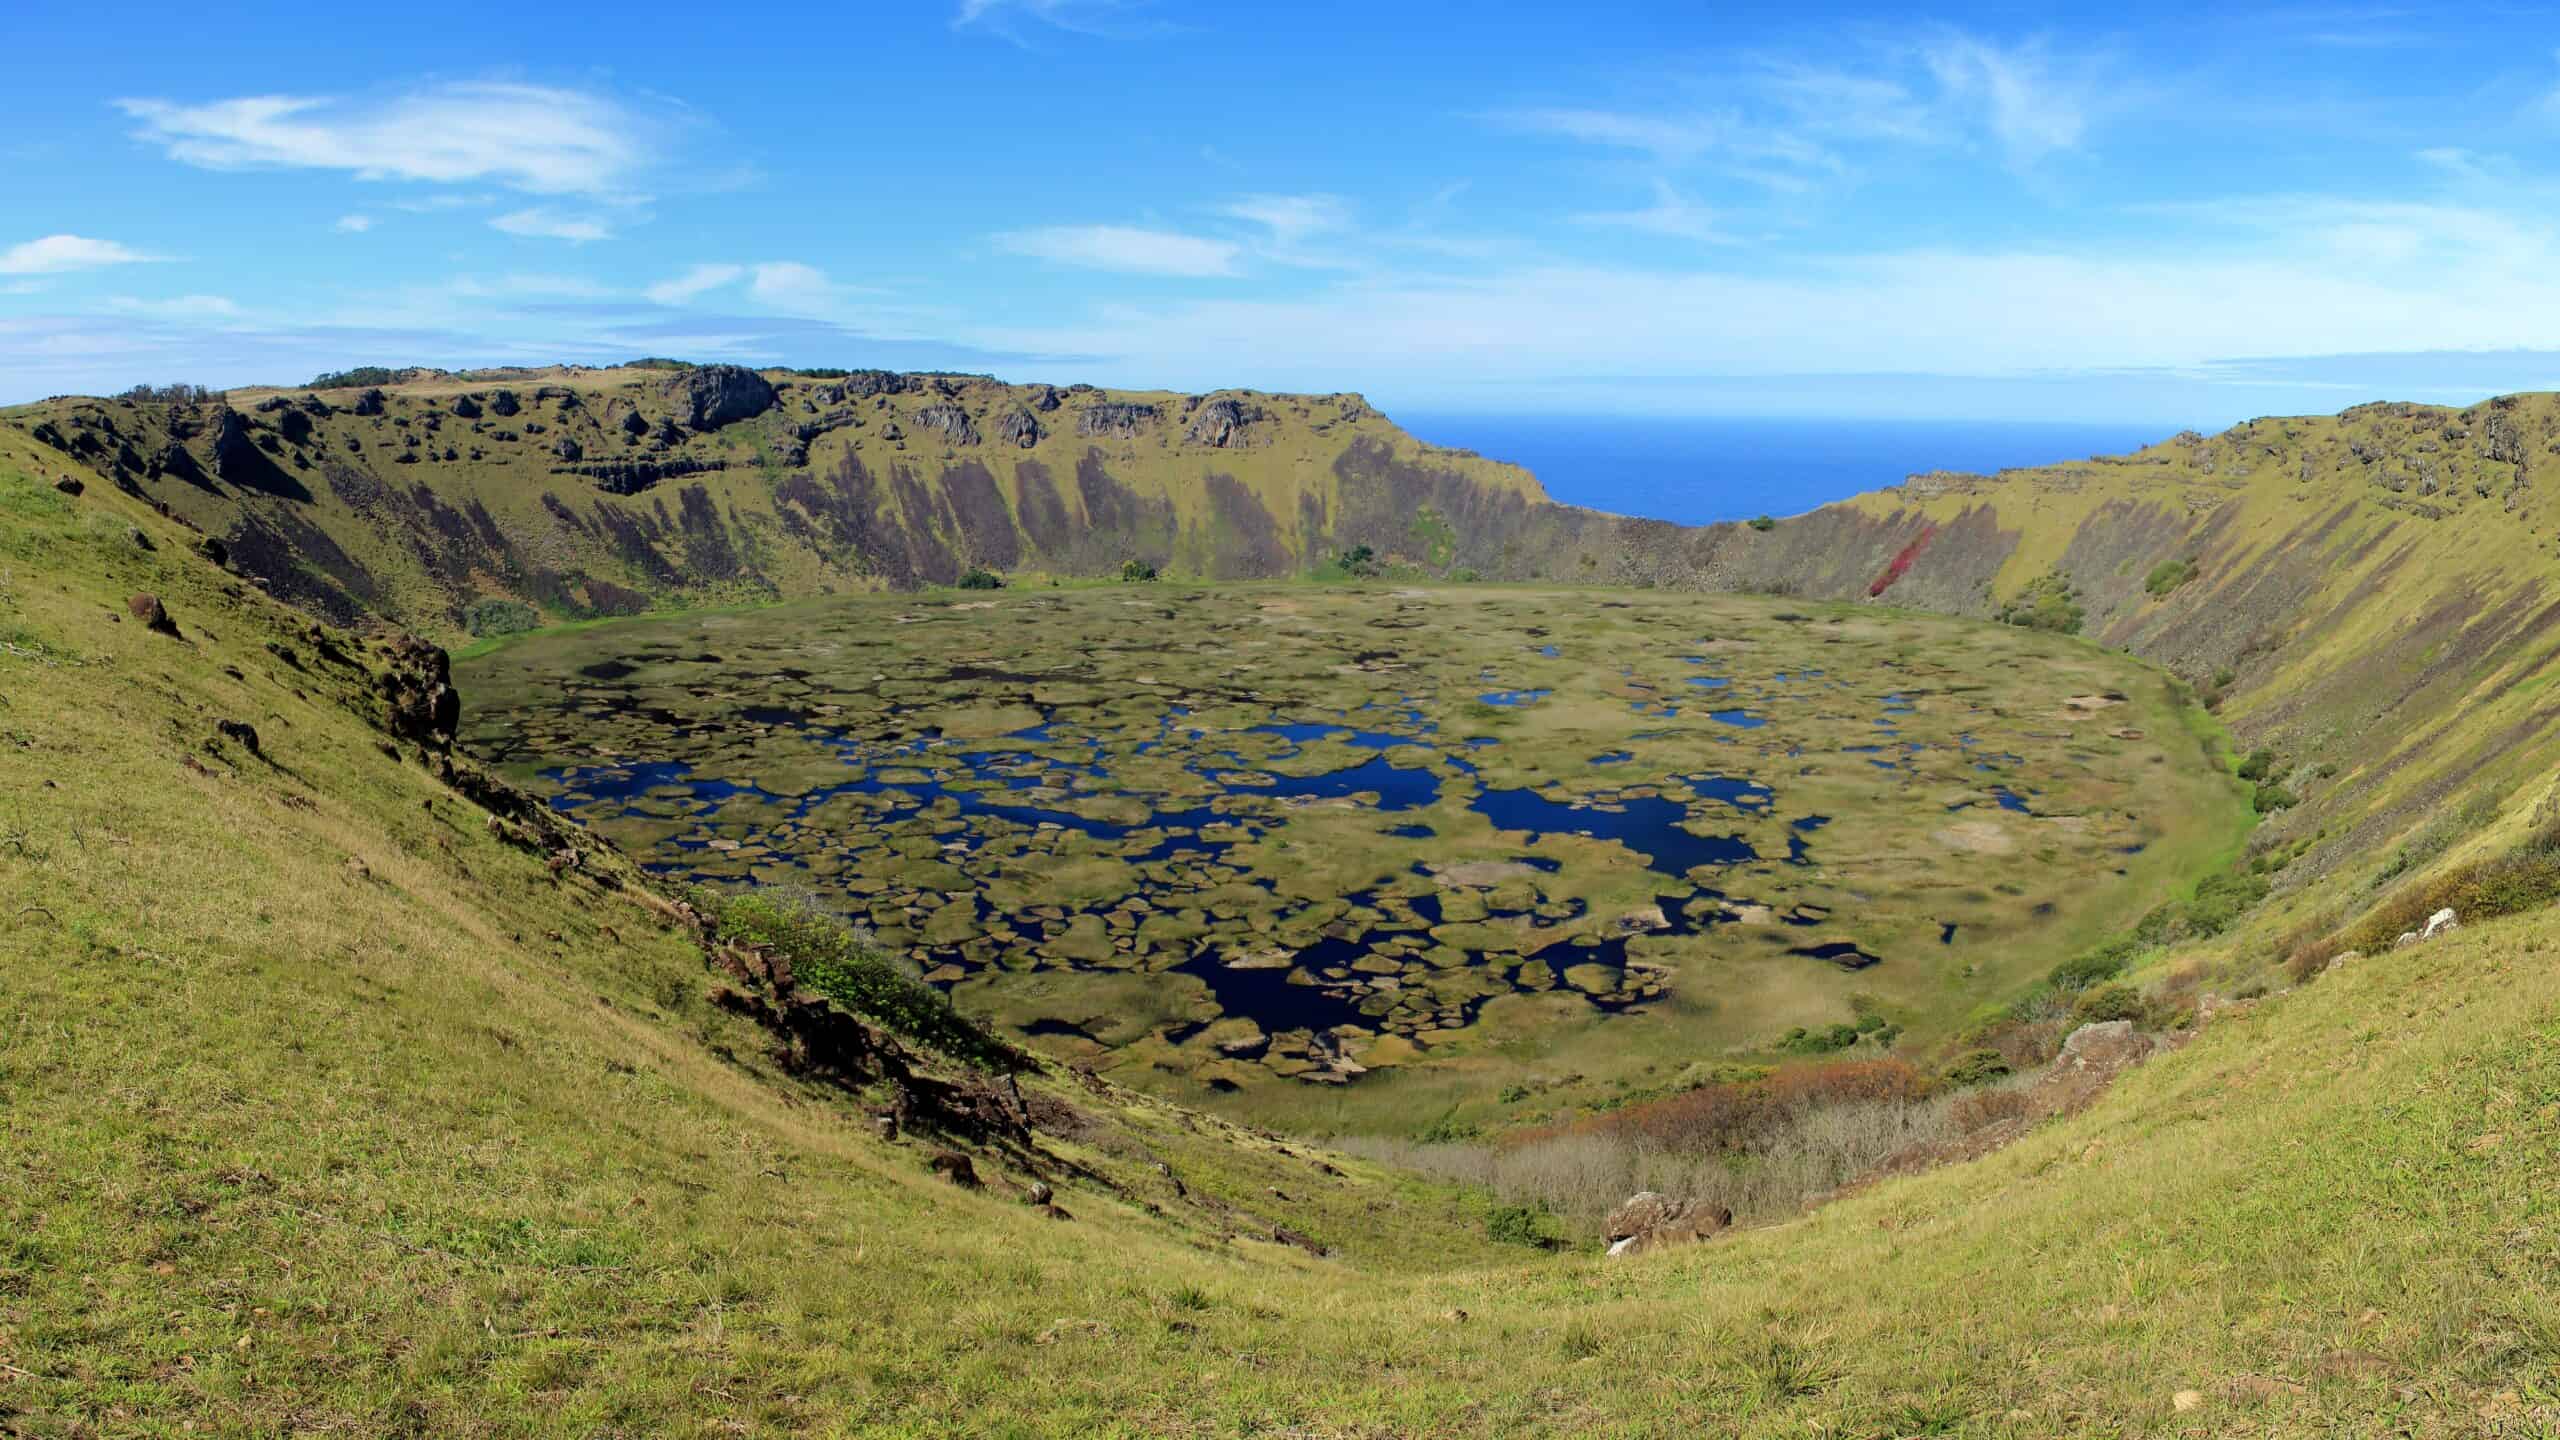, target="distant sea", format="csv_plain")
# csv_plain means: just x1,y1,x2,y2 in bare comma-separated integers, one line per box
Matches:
1393,414,2176,526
